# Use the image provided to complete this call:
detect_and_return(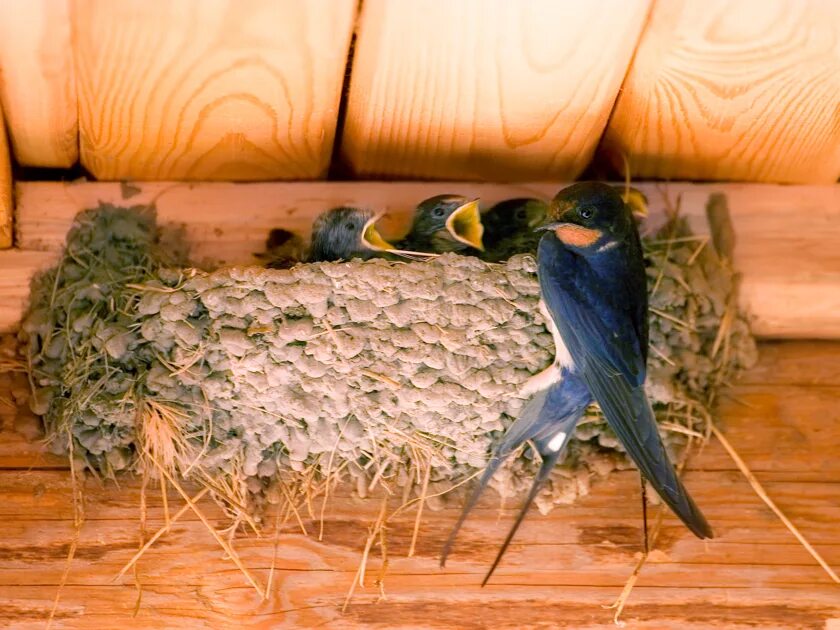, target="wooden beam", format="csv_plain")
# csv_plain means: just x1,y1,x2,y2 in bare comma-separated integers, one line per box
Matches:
0,103,11,248
600,0,840,184
71,0,356,181
1,341,839,627
0,0,78,167
9,181,840,338
0,250,57,331
340,0,651,180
